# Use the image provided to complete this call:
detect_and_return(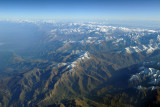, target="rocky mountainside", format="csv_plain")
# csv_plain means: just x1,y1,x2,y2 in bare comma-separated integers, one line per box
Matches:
0,21,160,107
